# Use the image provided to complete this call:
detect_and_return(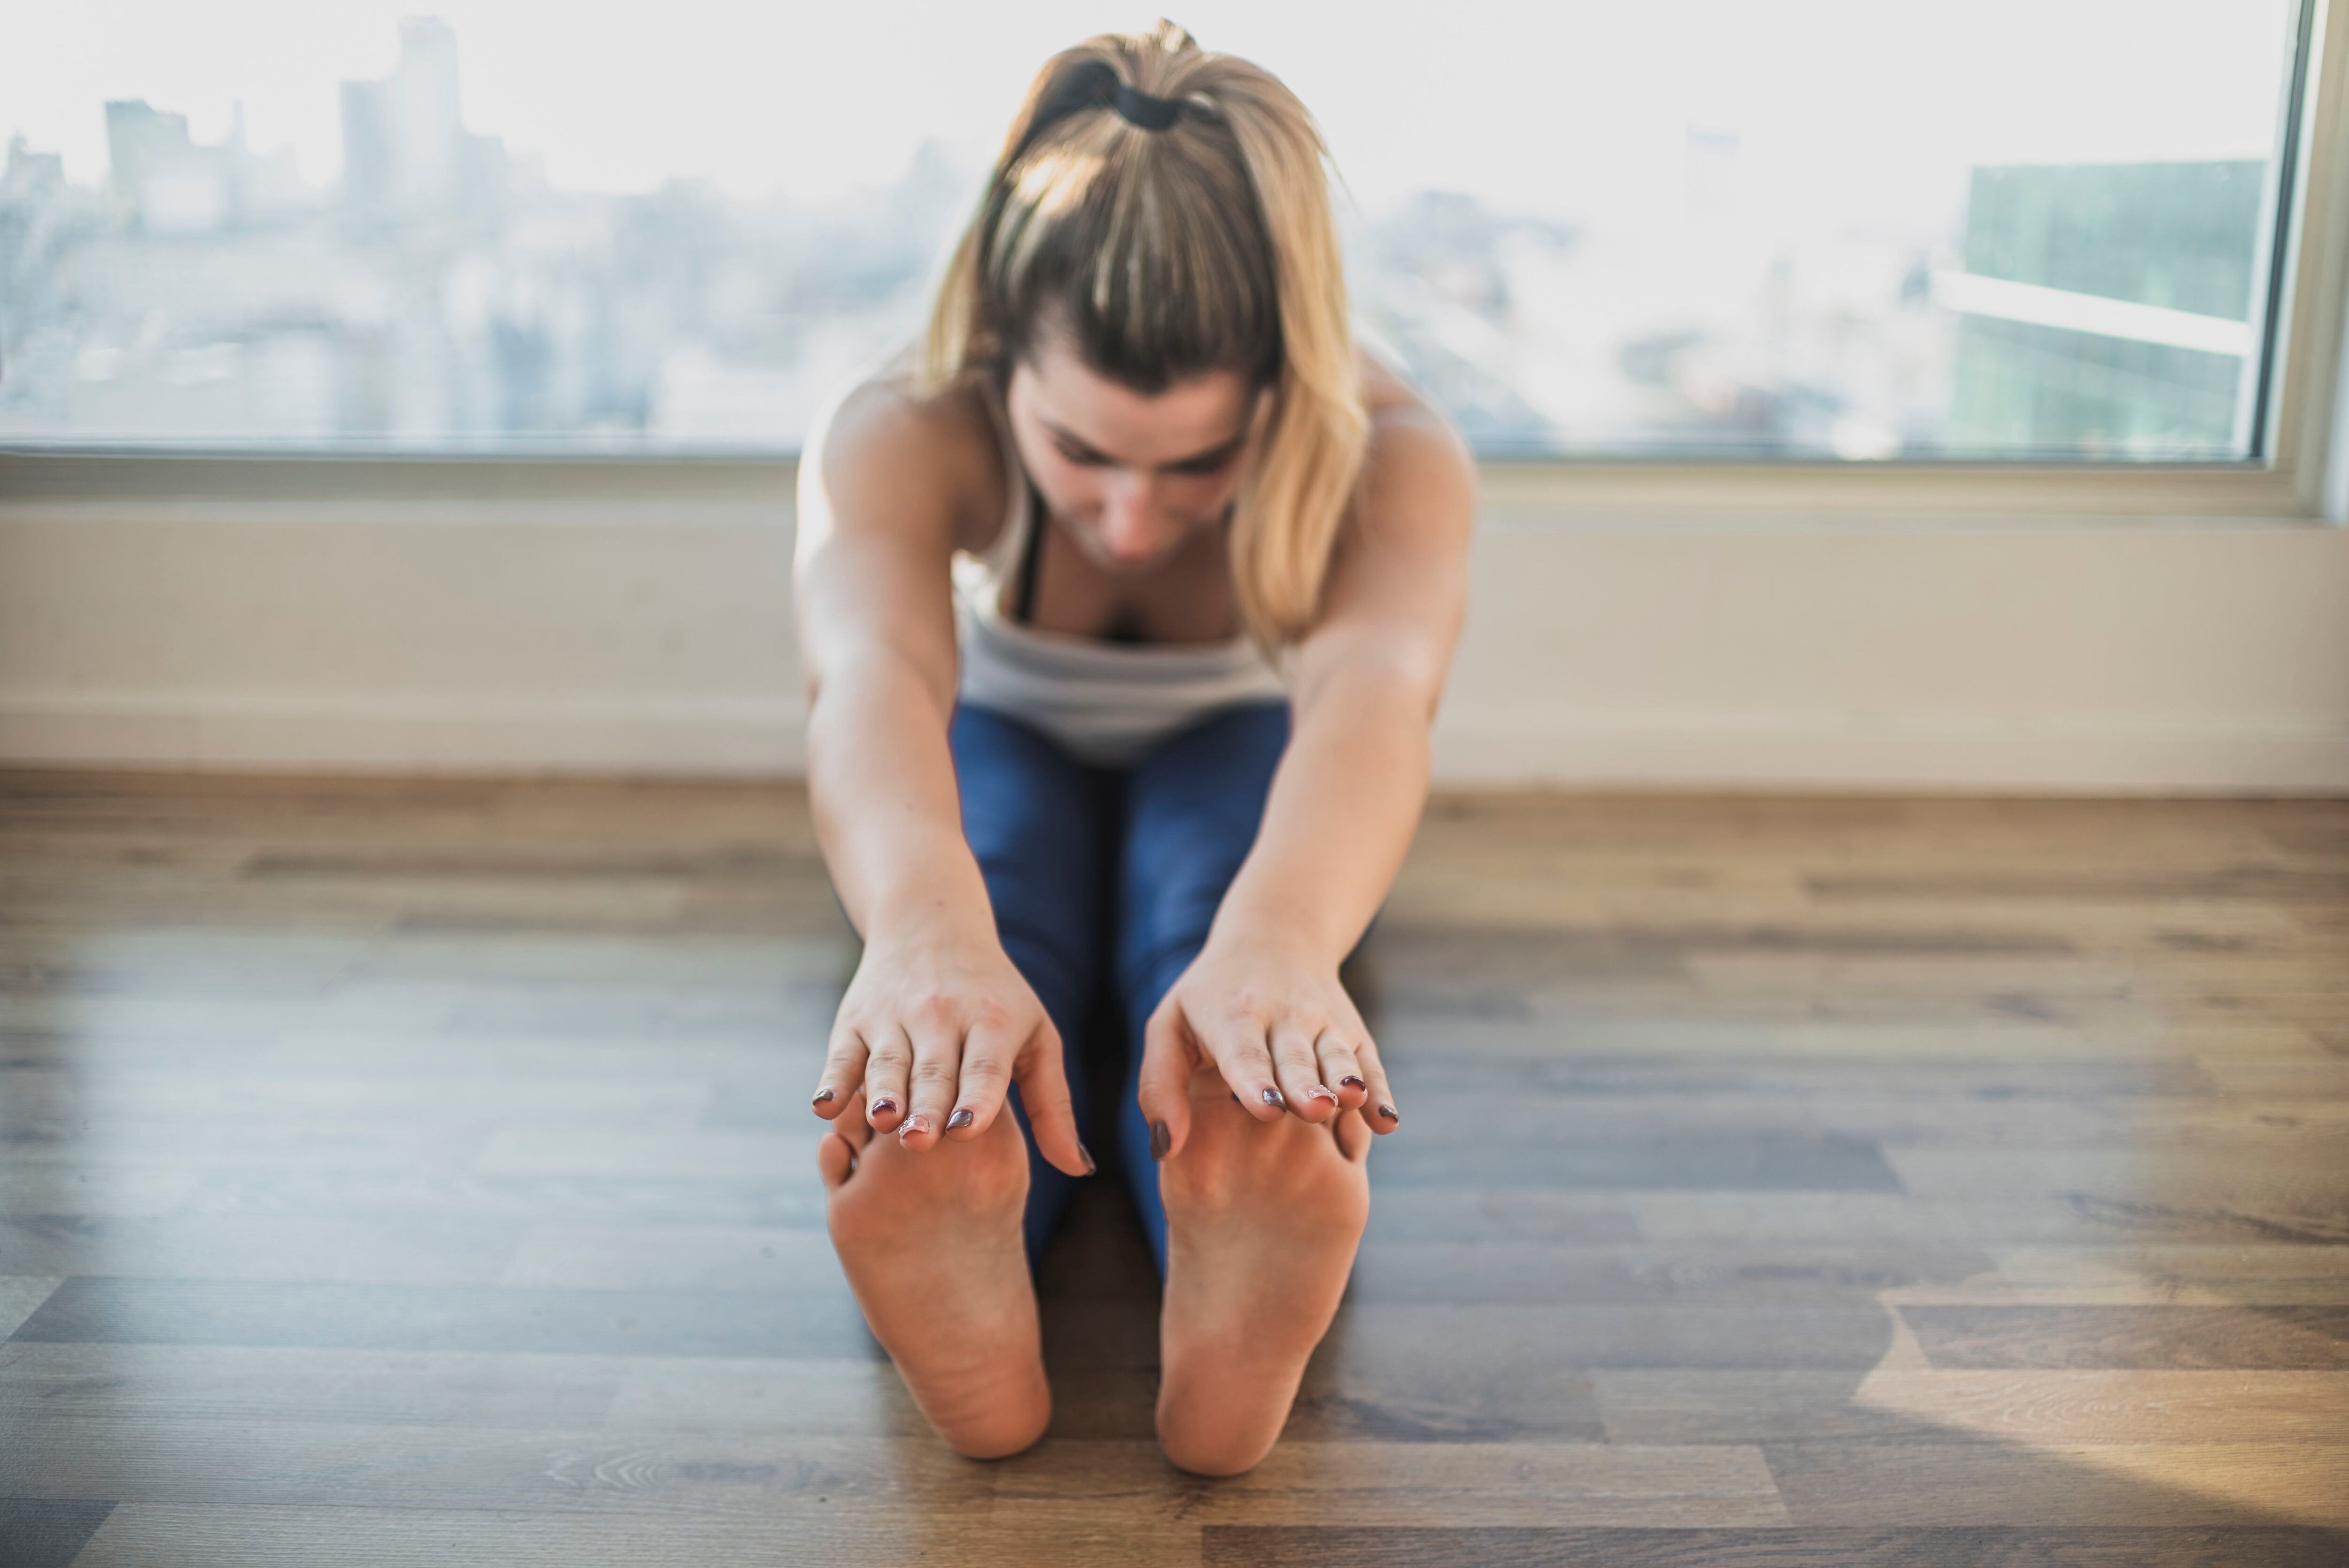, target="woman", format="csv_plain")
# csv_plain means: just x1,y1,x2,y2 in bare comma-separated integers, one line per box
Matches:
793,21,1473,1476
